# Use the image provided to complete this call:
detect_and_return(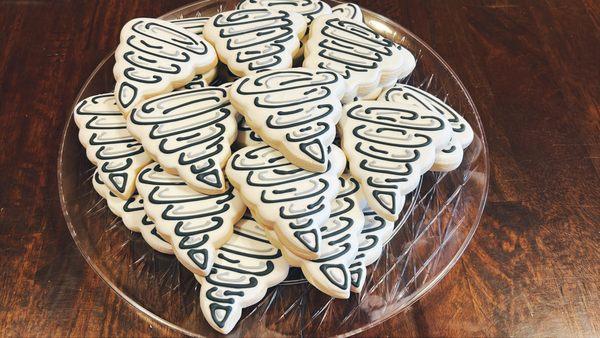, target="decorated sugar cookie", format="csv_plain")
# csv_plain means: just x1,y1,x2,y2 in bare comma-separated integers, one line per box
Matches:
236,118,263,146
349,208,394,293
226,144,346,260
136,163,246,276
339,100,452,221
265,176,364,298
176,67,217,90
170,16,209,35
197,215,289,334
92,170,173,254
128,87,238,195
331,3,363,22
379,84,474,171
237,0,332,23
114,18,217,116
230,68,345,172
203,9,306,77
74,93,152,199
303,15,407,102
